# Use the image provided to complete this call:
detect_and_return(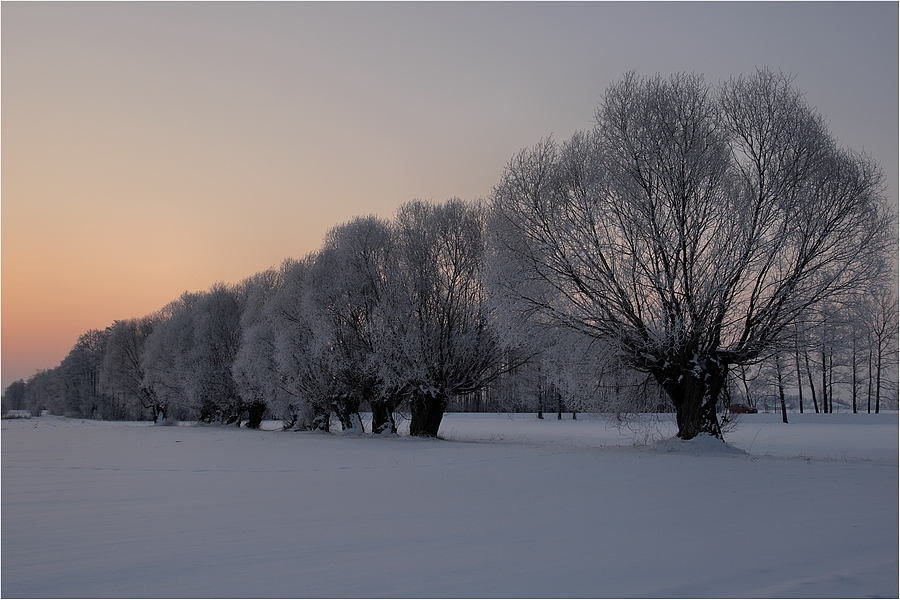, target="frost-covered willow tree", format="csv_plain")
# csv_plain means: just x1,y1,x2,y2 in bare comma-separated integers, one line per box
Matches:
267,256,339,431
307,216,397,433
181,283,245,423
59,328,108,418
491,69,893,440
232,268,284,428
382,199,504,437
141,285,246,423
100,316,162,421
142,292,201,419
